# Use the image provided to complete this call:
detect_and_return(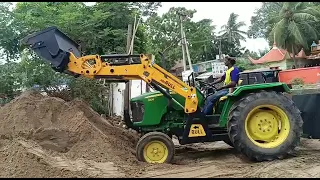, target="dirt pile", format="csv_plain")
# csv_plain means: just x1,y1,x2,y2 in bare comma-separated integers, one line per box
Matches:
0,90,141,177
